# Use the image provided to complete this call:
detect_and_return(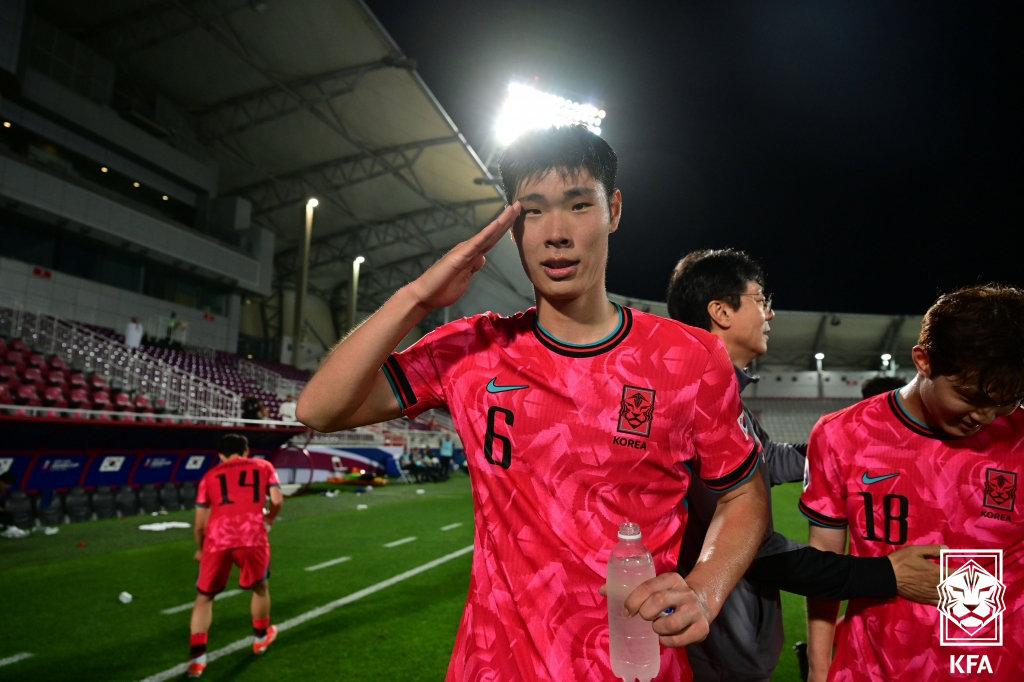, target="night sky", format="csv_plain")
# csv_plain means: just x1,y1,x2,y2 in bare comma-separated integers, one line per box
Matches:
365,1,1022,314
